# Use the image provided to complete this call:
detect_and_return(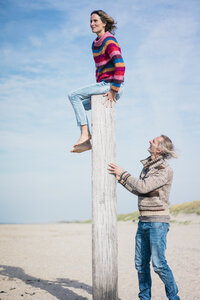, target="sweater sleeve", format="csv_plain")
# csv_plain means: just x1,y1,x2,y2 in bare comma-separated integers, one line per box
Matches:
106,40,125,93
118,172,140,196
118,168,172,194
